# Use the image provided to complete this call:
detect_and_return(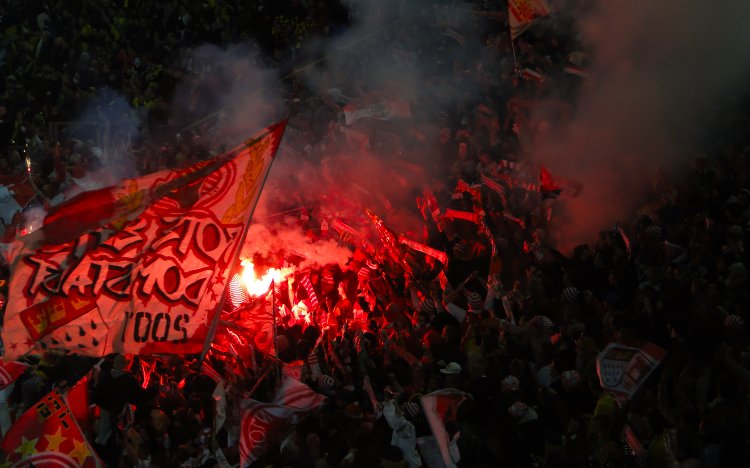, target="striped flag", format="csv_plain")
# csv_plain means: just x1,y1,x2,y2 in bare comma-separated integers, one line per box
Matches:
228,273,251,310
299,275,319,312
